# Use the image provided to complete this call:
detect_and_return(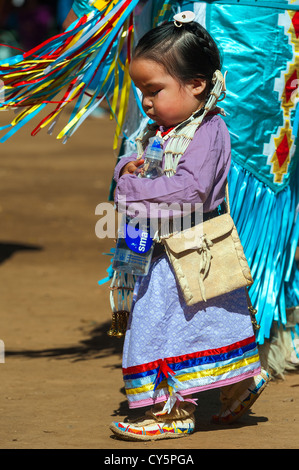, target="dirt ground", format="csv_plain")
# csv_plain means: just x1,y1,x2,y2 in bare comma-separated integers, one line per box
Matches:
0,108,298,452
